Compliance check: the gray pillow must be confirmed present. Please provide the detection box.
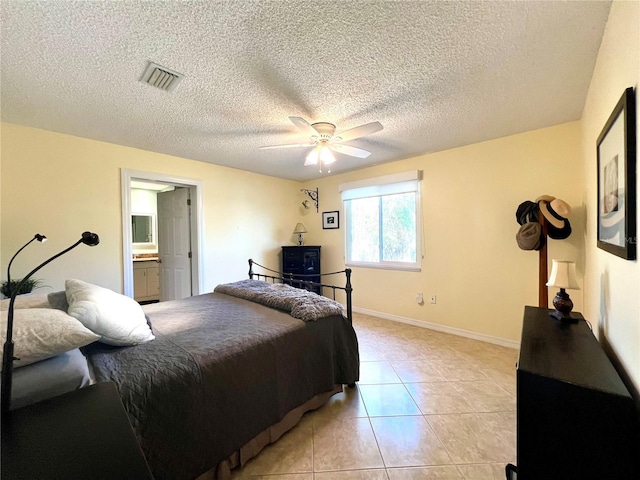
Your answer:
[47,290,69,312]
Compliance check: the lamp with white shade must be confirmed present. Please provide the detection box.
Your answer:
[546,259,580,322]
[293,223,308,246]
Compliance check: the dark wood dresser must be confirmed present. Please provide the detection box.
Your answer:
[282,246,321,294]
[516,306,639,479]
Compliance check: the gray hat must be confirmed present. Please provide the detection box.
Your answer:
[516,222,545,251]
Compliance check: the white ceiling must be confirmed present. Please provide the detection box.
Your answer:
[1,1,611,182]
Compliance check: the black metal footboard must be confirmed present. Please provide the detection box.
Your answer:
[247,259,353,325]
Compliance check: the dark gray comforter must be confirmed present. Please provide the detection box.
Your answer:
[86,292,359,480]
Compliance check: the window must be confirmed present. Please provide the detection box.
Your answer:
[340,171,421,271]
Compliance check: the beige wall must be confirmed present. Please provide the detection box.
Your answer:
[2,120,584,346]
[581,0,640,392]
[302,122,583,344]
[1,123,300,295]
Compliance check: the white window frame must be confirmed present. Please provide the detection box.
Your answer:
[340,171,422,271]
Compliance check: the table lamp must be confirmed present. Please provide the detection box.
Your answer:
[293,223,308,246]
[546,259,580,322]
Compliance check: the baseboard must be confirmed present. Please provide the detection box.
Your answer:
[352,306,520,350]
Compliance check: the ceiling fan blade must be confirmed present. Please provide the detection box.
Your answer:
[259,143,315,150]
[329,144,372,159]
[333,121,383,142]
[289,116,319,136]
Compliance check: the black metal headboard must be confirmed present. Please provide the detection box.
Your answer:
[248,259,353,324]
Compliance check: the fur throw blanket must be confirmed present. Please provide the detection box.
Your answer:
[214,279,345,322]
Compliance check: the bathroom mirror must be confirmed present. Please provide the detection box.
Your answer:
[132,214,155,245]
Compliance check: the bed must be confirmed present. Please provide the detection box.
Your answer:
[81,260,359,480]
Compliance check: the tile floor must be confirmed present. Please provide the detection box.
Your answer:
[231,313,518,480]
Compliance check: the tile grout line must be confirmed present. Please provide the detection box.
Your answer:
[359,385,391,476]
[311,409,315,480]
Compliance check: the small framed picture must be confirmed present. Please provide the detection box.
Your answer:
[322,211,340,229]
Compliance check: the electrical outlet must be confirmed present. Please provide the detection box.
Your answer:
[416,293,424,304]
[429,294,437,304]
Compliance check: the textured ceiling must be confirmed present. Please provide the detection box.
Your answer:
[1,1,611,182]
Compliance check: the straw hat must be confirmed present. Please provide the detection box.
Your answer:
[536,195,572,240]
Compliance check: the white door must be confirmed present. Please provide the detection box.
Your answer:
[157,187,192,301]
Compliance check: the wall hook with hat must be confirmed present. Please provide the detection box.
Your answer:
[515,195,572,308]
[515,200,545,251]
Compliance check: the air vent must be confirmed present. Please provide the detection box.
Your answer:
[141,62,184,92]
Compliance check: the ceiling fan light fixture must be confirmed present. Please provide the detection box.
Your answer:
[319,145,335,164]
[305,148,319,166]
[261,116,383,171]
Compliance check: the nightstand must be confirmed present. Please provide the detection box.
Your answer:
[1,382,153,479]
[282,245,321,294]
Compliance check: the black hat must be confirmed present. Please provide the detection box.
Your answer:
[516,201,540,226]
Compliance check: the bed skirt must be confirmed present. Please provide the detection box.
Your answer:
[197,385,343,480]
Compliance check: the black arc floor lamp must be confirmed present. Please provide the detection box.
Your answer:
[1,231,99,415]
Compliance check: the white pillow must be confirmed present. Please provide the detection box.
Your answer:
[65,279,155,346]
[0,308,100,367]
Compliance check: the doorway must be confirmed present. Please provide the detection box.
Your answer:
[121,169,203,300]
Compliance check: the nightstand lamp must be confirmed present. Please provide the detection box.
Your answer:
[293,223,308,246]
[546,259,580,322]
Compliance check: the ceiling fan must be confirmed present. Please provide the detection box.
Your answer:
[260,117,383,170]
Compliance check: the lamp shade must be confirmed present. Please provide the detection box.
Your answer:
[319,145,336,165]
[546,260,580,290]
[293,223,308,234]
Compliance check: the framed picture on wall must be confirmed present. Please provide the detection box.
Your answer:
[322,211,339,229]
[596,87,636,260]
